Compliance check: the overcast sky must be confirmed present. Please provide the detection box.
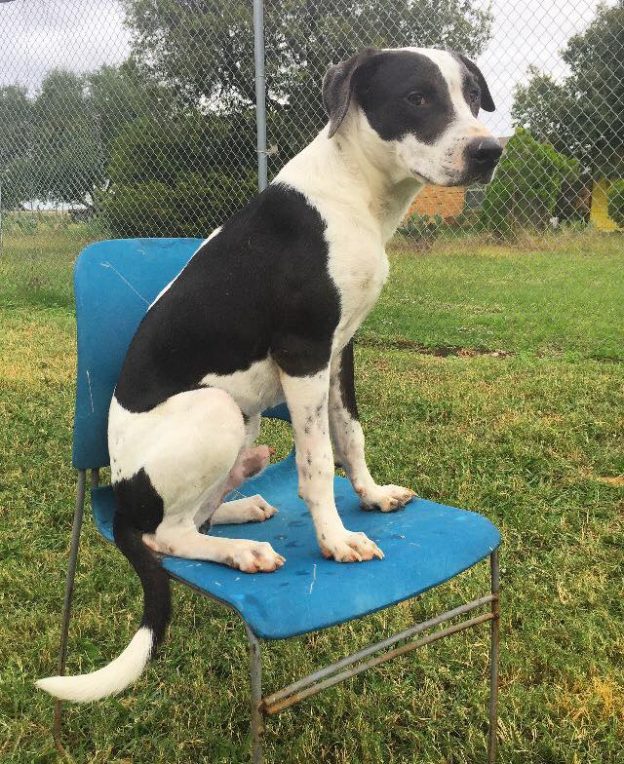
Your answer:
[0,0,608,135]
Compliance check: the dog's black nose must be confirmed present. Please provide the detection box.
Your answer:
[466,138,503,168]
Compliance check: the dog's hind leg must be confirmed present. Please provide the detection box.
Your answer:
[37,388,283,703]
[198,443,278,526]
[205,412,279,525]
[144,520,285,572]
[124,388,283,570]
[244,412,261,446]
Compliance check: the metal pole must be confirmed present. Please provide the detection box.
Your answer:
[252,0,268,192]
[53,469,87,752]
[488,550,500,763]
[245,623,264,764]
[0,178,3,256]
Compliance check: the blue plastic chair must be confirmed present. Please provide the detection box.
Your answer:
[53,238,502,762]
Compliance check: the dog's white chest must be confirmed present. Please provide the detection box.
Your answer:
[329,238,389,347]
[275,144,392,347]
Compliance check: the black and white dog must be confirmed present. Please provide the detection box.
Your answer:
[38,47,501,702]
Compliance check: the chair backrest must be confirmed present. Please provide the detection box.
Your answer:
[73,238,290,470]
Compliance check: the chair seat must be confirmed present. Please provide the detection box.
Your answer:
[91,452,500,640]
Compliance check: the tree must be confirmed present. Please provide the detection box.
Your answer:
[100,113,257,236]
[607,180,624,227]
[0,64,171,210]
[0,86,31,166]
[512,1,624,176]
[0,86,33,209]
[481,128,581,235]
[122,0,494,163]
[88,60,169,157]
[31,70,105,206]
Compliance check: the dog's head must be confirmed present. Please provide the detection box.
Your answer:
[323,47,502,186]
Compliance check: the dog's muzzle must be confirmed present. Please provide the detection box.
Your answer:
[465,138,503,183]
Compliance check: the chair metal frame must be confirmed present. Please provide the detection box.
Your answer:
[53,467,500,763]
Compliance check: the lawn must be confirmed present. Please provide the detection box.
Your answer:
[1,224,623,763]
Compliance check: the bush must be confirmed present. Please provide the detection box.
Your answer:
[102,172,257,238]
[481,128,581,235]
[607,180,624,228]
[99,113,257,237]
[555,172,592,224]
[398,213,447,242]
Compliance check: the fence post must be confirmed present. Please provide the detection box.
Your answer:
[253,0,268,192]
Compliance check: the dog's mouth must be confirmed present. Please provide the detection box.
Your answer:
[411,169,467,188]
[410,168,449,186]
[412,164,496,188]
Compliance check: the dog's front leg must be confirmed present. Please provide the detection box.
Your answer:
[329,341,416,512]
[279,366,383,562]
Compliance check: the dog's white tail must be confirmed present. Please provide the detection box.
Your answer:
[36,626,154,703]
[37,501,172,703]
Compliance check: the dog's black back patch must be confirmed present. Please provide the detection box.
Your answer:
[354,51,455,144]
[114,183,341,413]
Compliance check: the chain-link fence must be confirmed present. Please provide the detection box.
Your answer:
[1,0,623,252]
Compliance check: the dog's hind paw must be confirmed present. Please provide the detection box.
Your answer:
[212,495,278,525]
[358,484,417,513]
[227,540,285,573]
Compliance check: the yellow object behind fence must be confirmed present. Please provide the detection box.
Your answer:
[590,179,621,232]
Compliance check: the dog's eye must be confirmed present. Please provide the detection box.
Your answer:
[406,92,427,106]
[469,89,480,103]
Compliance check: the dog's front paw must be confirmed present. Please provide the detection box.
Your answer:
[228,540,285,573]
[319,530,384,562]
[358,484,417,512]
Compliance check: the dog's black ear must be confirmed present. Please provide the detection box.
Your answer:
[322,48,379,137]
[458,54,496,112]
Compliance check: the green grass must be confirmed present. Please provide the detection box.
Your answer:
[1,226,623,763]
[364,234,624,362]
[0,219,98,310]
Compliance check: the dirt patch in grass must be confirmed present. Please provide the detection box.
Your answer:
[359,334,513,358]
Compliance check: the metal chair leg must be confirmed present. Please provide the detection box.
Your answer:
[488,550,500,763]
[53,469,87,751]
[245,624,264,764]
[90,469,100,489]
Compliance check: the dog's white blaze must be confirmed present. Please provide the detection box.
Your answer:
[35,627,153,703]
